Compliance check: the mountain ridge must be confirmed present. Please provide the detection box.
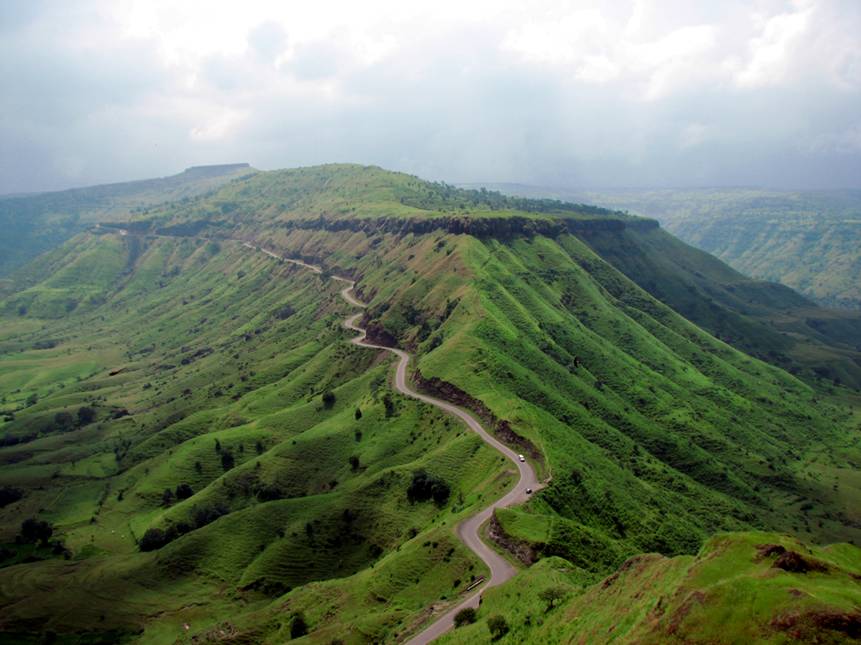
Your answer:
[0,164,859,643]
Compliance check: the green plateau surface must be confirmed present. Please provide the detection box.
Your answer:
[0,165,859,643]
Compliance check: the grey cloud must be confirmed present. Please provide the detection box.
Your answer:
[1,1,860,194]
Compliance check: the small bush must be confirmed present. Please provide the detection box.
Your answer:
[407,470,450,505]
[19,518,53,545]
[139,528,167,552]
[273,304,295,320]
[322,391,336,409]
[454,607,477,627]
[0,486,23,509]
[175,483,194,500]
[77,406,96,425]
[487,615,509,640]
[290,612,308,638]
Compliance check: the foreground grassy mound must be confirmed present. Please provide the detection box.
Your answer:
[437,531,861,644]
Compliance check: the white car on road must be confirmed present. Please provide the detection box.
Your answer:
[518,454,526,462]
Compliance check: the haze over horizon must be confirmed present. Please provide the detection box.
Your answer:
[3,0,860,194]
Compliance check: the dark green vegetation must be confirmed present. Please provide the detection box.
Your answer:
[0,163,254,279]
[487,185,861,311]
[1,164,859,643]
[475,184,861,389]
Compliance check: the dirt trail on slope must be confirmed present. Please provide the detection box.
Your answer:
[250,244,543,644]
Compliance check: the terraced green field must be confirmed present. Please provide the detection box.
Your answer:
[1,165,859,643]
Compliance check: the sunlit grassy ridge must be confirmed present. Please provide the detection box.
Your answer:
[437,531,861,644]
[0,165,859,643]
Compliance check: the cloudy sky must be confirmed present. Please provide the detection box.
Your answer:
[2,0,860,193]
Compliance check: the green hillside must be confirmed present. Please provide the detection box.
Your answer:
[0,163,255,278]
[438,532,861,644]
[0,165,859,643]
[488,185,861,311]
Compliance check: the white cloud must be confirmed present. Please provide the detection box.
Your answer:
[1,0,860,192]
[734,4,812,88]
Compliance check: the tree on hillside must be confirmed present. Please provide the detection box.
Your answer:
[349,455,360,471]
[538,586,568,612]
[322,390,336,409]
[221,451,235,471]
[290,612,308,638]
[161,489,174,507]
[354,407,362,420]
[406,470,450,505]
[383,394,395,417]
[77,406,96,425]
[175,483,193,500]
[454,607,477,627]
[0,487,23,508]
[139,528,167,552]
[487,615,509,640]
[19,518,53,546]
[54,411,74,431]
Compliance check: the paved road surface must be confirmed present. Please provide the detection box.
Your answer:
[251,245,543,644]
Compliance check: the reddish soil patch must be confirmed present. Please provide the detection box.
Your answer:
[771,609,861,640]
[772,551,827,574]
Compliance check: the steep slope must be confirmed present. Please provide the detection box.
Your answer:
[1,165,859,644]
[579,224,861,389]
[483,184,861,310]
[0,163,255,278]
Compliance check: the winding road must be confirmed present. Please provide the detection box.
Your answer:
[248,243,542,644]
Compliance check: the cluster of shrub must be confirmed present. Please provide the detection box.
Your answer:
[406,470,450,505]
[161,483,194,507]
[0,517,70,565]
[52,406,97,431]
[139,502,229,551]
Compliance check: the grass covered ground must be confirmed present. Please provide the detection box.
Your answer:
[0,232,511,642]
[436,531,861,644]
[1,165,859,643]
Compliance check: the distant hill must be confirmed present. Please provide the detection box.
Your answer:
[0,163,255,276]
[476,184,861,310]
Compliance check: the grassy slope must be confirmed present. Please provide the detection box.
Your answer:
[0,233,511,643]
[437,531,861,644]
[238,220,860,640]
[501,186,861,310]
[1,165,859,643]
[580,225,861,389]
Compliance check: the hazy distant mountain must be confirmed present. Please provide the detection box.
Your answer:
[0,163,255,277]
